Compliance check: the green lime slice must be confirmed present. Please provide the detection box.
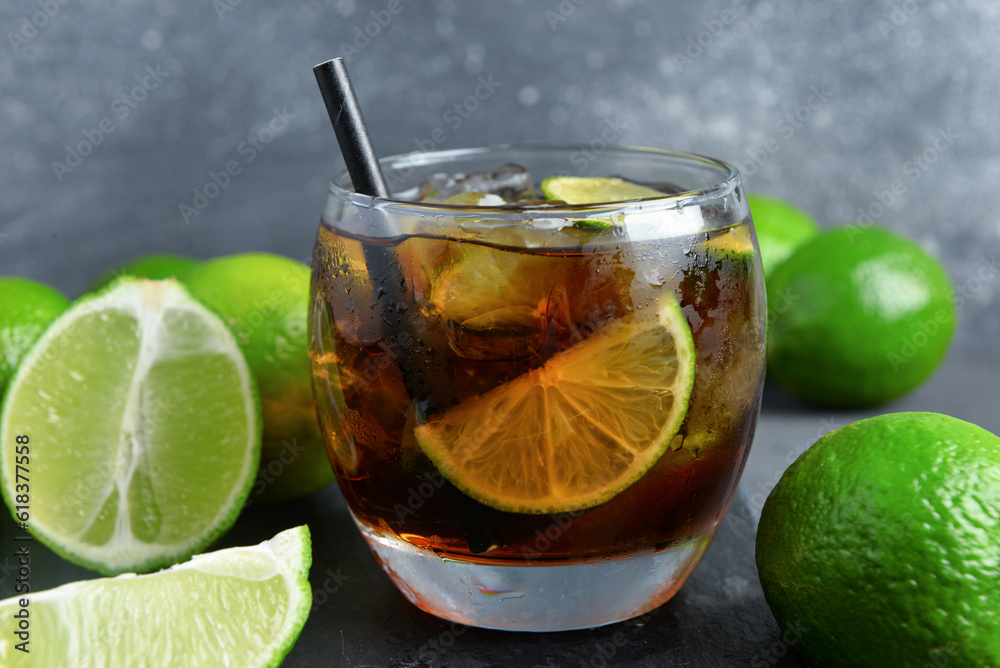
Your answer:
[0,526,311,666]
[540,176,667,231]
[422,191,506,205]
[699,225,757,266]
[540,176,665,205]
[0,277,261,574]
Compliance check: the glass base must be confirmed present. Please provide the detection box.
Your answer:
[356,519,714,632]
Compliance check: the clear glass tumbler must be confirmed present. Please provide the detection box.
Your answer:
[309,145,766,631]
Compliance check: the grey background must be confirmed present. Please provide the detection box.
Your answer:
[1,0,998,358]
[2,1,1000,666]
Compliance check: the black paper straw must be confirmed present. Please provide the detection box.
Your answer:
[312,57,495,554]
[312,57,431,404]
[313,58,390,200]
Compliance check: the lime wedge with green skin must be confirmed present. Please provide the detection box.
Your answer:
[88,253,201,292]
[0,278,261,574]
[540,176,667,231]
[0,525,312,667]
[700,224,757,266]
[541,176,665,204]
[0,277,70,398]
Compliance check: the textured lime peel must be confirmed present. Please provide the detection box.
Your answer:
[0,526,312,667]
[0,278,261,574]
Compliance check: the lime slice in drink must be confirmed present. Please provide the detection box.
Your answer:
[414,295,696,514]
[540,176,667,231]
[540,176,665,204]
[0,526,311,666]
[702,224,755,259]
[0,278,260,574]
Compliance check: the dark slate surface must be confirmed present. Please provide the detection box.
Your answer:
[2,354,997,666]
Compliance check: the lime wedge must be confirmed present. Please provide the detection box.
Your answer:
[540,176,667,231]
[414,295,696,514]
[540,176,665,204]
[0,526,311,667]
[0,278,261,574]
[700,224,756,264]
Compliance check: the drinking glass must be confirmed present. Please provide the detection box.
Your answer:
[309,145,766,631]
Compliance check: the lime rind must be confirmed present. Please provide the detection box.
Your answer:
[0,526,312,667]
[0,277,261,575]
[700,224,757,264]
[414,294,696,515]
[540,176,665,204]
[541,176,667,232]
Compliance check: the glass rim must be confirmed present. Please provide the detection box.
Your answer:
[327,144,742,217]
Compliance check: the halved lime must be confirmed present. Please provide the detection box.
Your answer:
[0,525,312,667]
[414,295,696,514]
[0,278,261,574]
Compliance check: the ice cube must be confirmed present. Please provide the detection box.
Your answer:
[418,164,537,202]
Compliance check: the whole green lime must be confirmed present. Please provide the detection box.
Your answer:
[183,253,334,503]
[766,226,955,408]
[89,253,200,291]
[0,277,71,396]
[747,193,821,278]
[756,412,1000,667]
